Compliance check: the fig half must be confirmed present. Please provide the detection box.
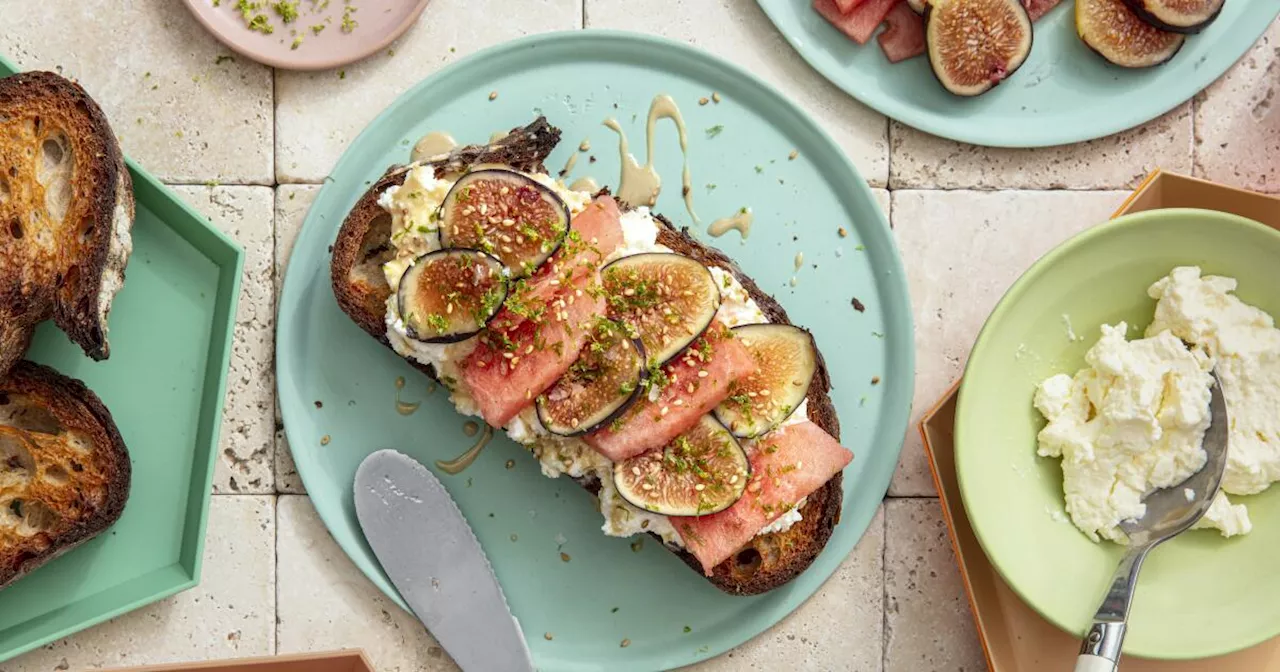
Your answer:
[397,249,508,343]
[1077,0,1185,67]
[536,319,646,436]
[601,253,721,366]
[908,0,926,13]
[925,0,1033,97]
[613,414,750,517]
[713,325,817,438]
[438,169,570,278]
[1122,0,1224,33]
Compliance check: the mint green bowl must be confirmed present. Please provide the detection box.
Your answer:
[955,208,1280,659]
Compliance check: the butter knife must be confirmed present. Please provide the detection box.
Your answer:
[354,449,535,672]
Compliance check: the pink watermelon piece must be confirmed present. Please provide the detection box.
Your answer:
[584,323,757,462]
[814,0,901,45]
[459,197,623,427]
[520,195,624,309]
[1023,0,1062,21]
[878,2,926,63]
[675,421,854,575]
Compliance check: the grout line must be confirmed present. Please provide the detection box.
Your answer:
[881,501,890,672]
[581,0,588,29]
[273,494,281,656]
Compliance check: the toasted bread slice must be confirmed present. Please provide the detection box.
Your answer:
[328,123,843,595]
[0,71,135,379]
[0,360,131,589]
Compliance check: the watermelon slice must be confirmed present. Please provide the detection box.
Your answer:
[458,196,623,427]
[585,322,757,462]
[878,3,926,63]
[520,195,623,309]
[814,0,901,45]
[675,421,854,575]
[1023,0,1063,21]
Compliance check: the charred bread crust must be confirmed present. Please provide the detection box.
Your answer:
[327,125,846,595]
[0,360,131,590]
[330,118,561,344]
[0,72,134,377]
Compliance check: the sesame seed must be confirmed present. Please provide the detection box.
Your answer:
[621,639,631,648]
[545,633,554,640]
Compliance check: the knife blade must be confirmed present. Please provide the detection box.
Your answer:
[354,449,534,672]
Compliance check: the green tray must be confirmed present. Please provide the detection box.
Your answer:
[278,30,914,671]
[0,57,243,663]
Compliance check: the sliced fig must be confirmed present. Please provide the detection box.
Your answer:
[713,325,818,438]
[614,415,751,517]
[1122,0,1223,33]
[536,319,646,436]
[601,253,721,366]
[397,249,508,343]
[438,169,570,278]
[925,0,1033,97]
[1077,0,1185,67]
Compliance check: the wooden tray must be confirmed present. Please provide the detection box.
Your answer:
[101,651,375,672]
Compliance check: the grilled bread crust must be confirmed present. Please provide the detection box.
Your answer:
[0,71,135,378]
[0,360,131,590]
[328,120,845,595]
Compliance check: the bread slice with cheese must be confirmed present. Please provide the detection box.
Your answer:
[328,119,849,595]
[0,71,135,379]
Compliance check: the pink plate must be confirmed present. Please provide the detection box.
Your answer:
[183,0,429,71]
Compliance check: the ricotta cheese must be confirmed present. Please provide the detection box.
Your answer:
[1147,266,1280,497]
[1033,322,1247,542]
[379,180,807,547]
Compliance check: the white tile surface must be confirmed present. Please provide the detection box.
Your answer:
[274,0,582,183]
[884,498,984,672]
[275,496,459,671]
[0,496,276,670]
[174,186,277,494]
[0,1,273,184]
[1194,22,1280,193]
[890,104,1193,191]
[888,190,1129,496]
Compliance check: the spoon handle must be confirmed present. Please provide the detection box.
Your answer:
[1077,545,1150,668]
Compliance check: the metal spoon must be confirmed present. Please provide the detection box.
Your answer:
[1074,371,1231,672]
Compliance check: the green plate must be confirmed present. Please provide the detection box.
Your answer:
[0,58,243,662]
[277,30,913,671]
[956,209,1280,659]
[756,0,1280,148]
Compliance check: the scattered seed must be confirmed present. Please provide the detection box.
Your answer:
[871,376,881,385]
[838,227,848,237]
[698,96,709,105]
[631,539,644,552]
[560,552,571,562]
[788,150,799,160]
[712,91,722,103]
[488,90,498,100]
[510,533,518,542]
[545,633,554,641]
[851,297,866,312]
[320,435,331,445]
[505,459,516,469]
[621,639,631,648]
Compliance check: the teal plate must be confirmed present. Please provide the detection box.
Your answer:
[278,30,913,671]
[757,0,1280,147]
[0,60,243,661]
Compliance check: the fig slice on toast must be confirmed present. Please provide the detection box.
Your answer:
[925,0,1033,96]
[397,249,508,343]
[601,253,721,366]
[536,319,646,436]
[713,325,817,438]
[438,169,569,278]
[1122,0,1224,33]
[1077,0,1184,67]
[614,414,750,517]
